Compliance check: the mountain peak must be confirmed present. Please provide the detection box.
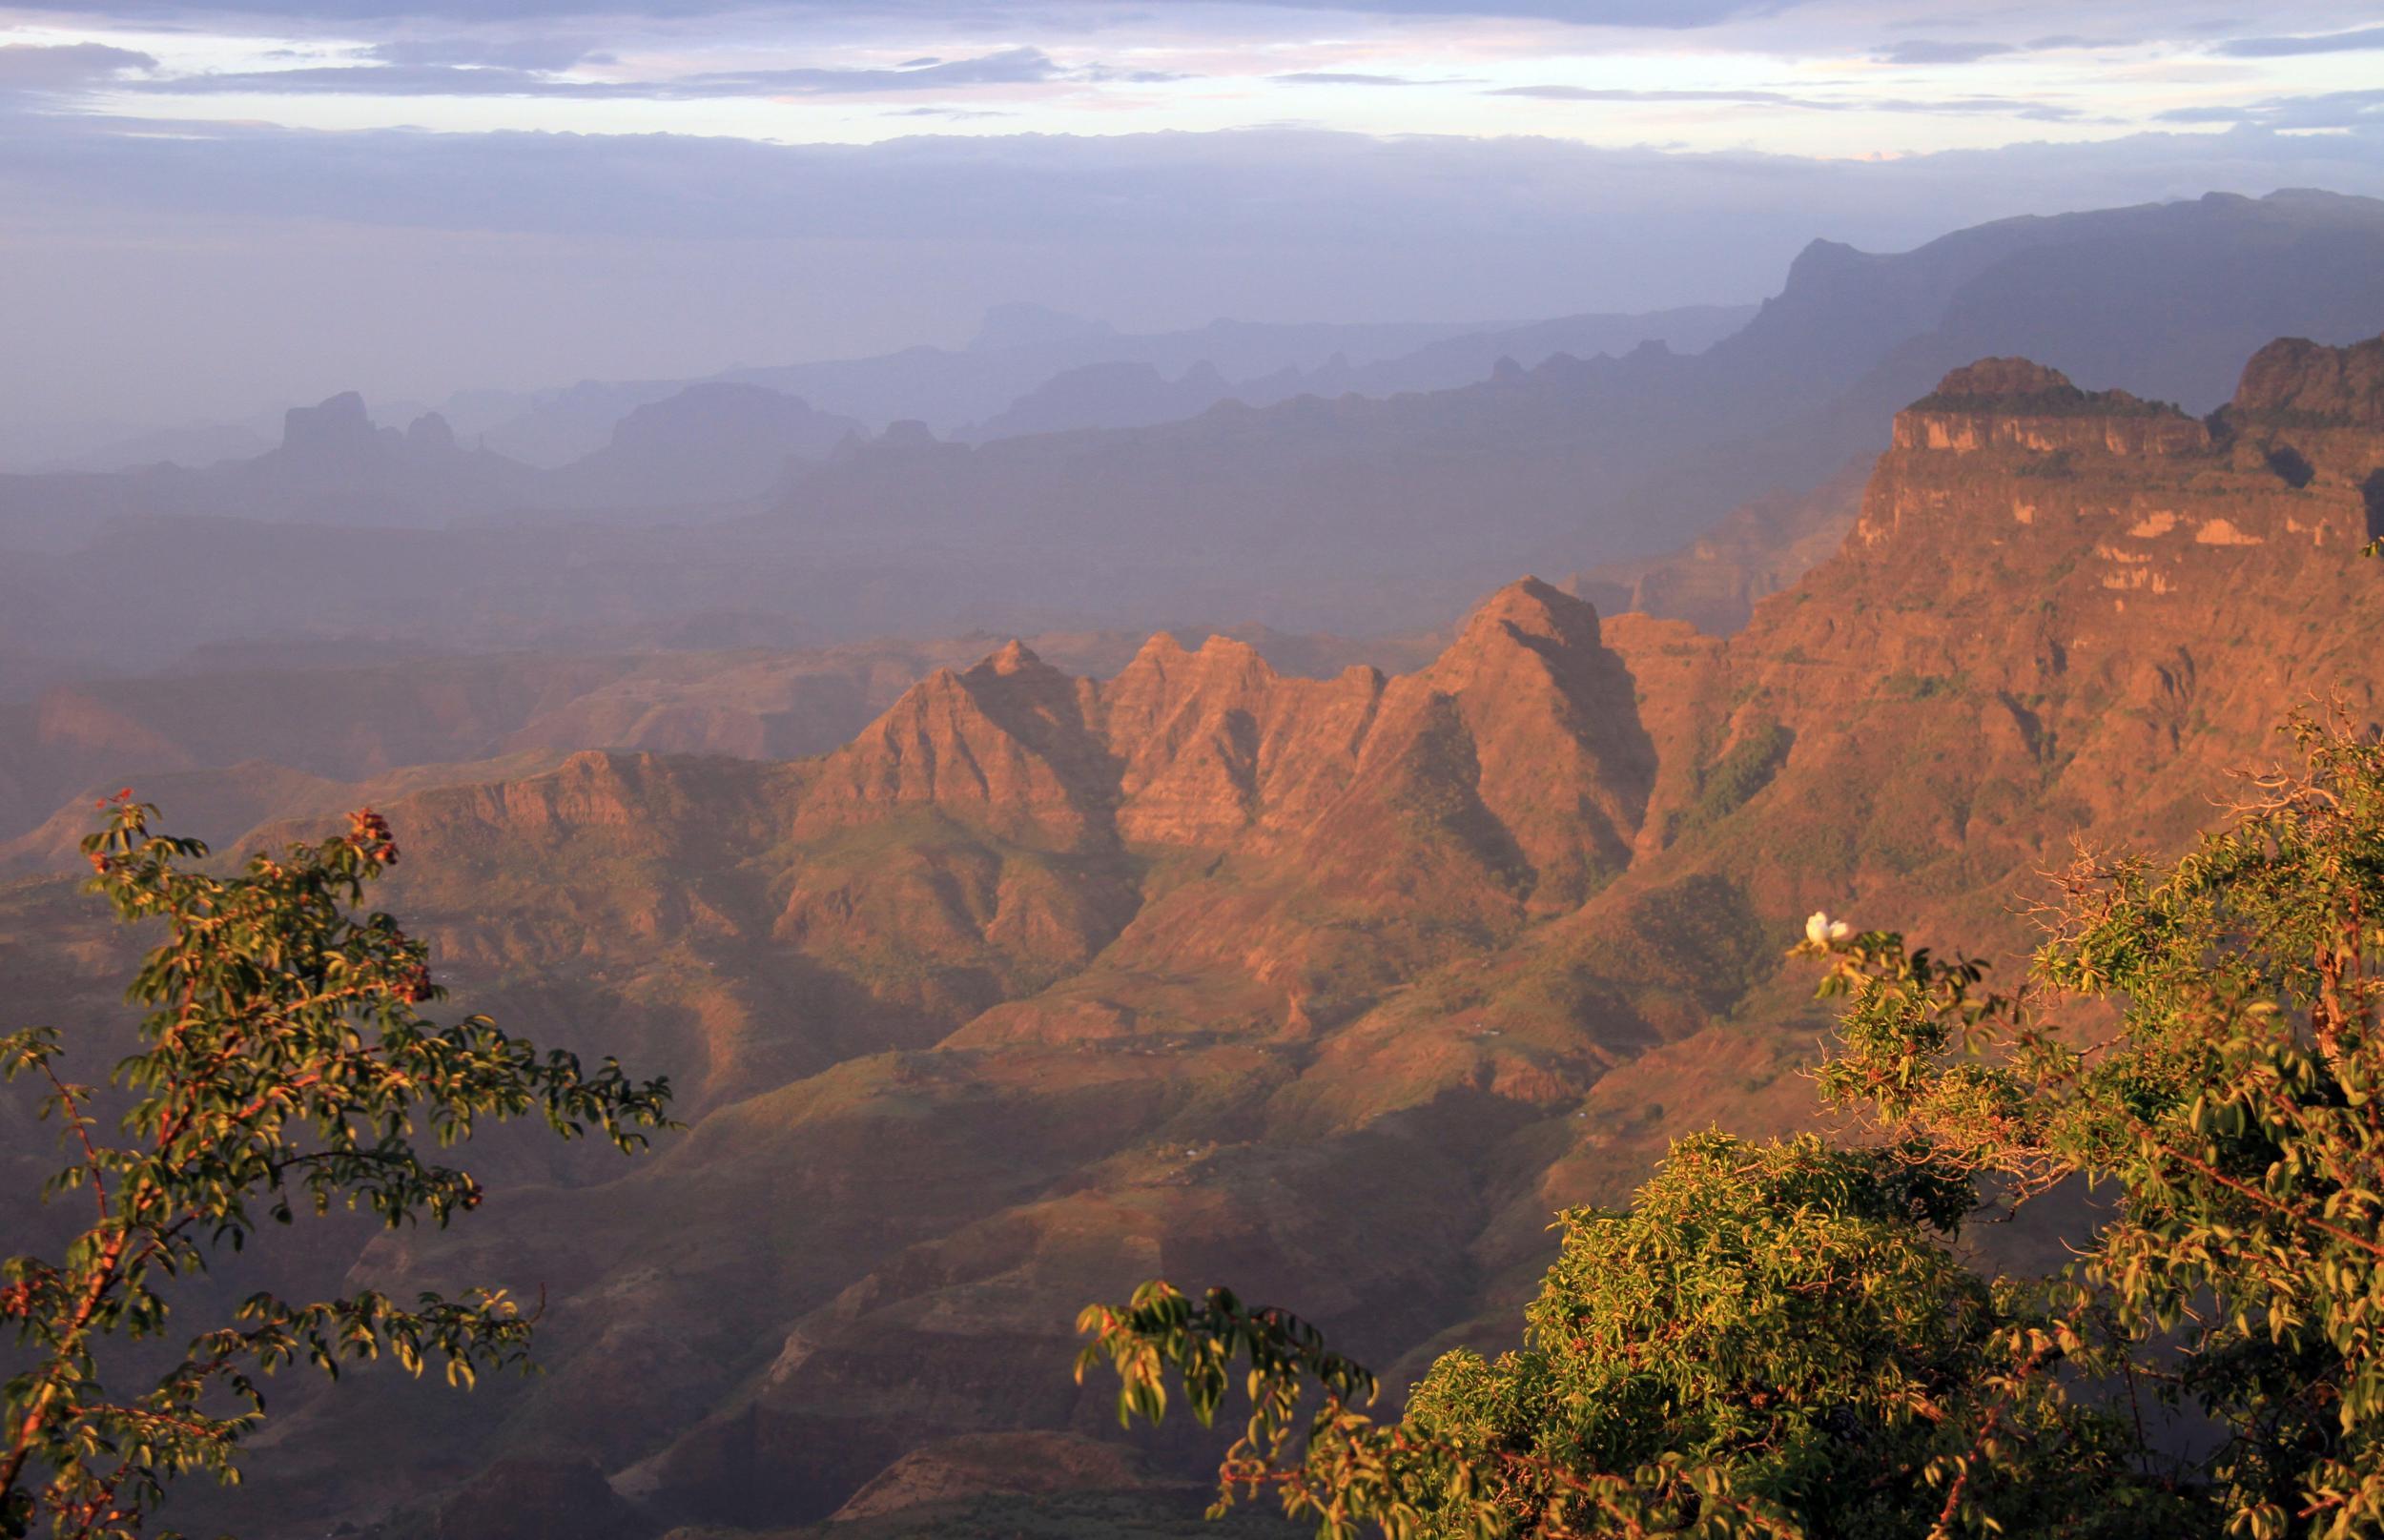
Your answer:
[1098,631,1277,738]
[1128,632,1190,666]
[1928,358,2076,400]
[406,412,458,454]
[980,639,1044,677]
[1907,358,2189,426]
[1780,236,1870,289]
[1351,577,1653,914]
[801,642,1112,852]
[2228,334,2384,429]
[1449,577,1603,659]
[1193,633,1265,666]
[280,391,379,455]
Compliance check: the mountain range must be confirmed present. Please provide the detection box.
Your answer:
[0,377,883,543]
[460,300,1758,463]
[2,191,2376,684]
[5,324,2380,1539]
[0,626,1445,854]
[750,189,2384,631]
[13,300,1747,481]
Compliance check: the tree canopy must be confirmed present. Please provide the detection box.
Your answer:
[2,798,674,1540]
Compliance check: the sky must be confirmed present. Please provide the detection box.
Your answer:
[2,0,2382,430]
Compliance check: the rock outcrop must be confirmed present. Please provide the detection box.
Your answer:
[2227,333,2384,428]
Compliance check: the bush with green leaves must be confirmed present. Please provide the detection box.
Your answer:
[1814,709,2384,1538]
[1077,1138,2158,1540]
[1400,1131,2175,1540]
[1078,710,2384,1538]
[1,798,674,1540]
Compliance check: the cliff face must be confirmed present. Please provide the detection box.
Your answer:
[2227,333,2384,429]
[1590,344,2384,957]
[14,334,2384,1540]
[1773,344,2374,743]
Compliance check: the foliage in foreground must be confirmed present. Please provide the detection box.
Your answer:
[1,798,674,1540]
[1079,711,2384,1538]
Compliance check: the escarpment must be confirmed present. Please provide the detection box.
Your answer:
[1639,343,2384,934]
[1773,343,2383,692]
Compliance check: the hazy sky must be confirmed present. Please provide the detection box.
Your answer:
[3,0,2381,428]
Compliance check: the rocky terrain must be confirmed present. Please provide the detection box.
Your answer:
[0,627,1446,858]
[4,330,2382,1539]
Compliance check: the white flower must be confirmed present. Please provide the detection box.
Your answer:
[1806,912,1853,947]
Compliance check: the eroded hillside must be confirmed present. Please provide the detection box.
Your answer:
[4,333,2382,1540]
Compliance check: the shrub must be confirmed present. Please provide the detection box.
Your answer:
[1,799,673,1540]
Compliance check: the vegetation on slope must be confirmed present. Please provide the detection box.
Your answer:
[0,801,672,1540]
[1080,711,2384,1538]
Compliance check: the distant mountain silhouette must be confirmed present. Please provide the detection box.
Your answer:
[541,383,866,509]
[1221,303,1757,408]
[465,378,686,467]
[4,193,2380,670]
[0,380,865,544]
[460,303,1749,462]
[241,391,538,516]
[0,391,540,542]
[455,310,1497,465]
[967,359,1238,440]
[951,304,1759,443]
[743,190,2384,634]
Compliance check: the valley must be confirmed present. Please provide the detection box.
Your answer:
[15,0,2384,1526]
[7,327,2380,1538]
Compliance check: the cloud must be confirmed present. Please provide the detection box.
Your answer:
[362,36,608,70]
[1871,34,2128,65]
[699,47,1071,94]
[8,113,2374,257]
[1490,83,2084,118]
[0,41,157,92]
[1265,0,1772,15]
[1274,71,1465,86]
[885,104,1014,118]
[2213,26,2384,56]
[1876,40,2018,65]
[128,45,1078,98]
[1493,85,1798,102]
[129,61,587,94]
[2158,88,2384,129]
[0,0,1777,22]
[4,113,2378,427]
